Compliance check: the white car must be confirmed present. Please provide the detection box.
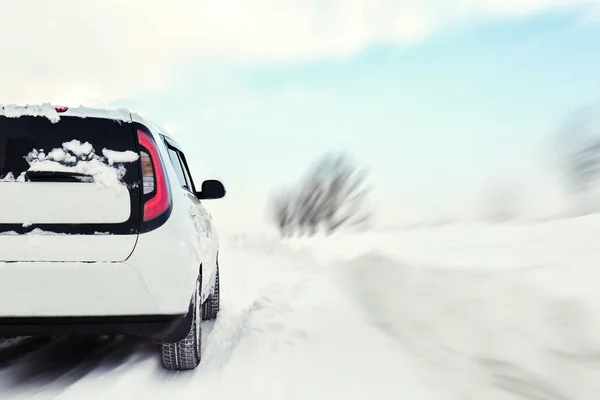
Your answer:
[0,105,225,371]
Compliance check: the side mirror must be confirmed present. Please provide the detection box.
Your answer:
[195,179,226,200]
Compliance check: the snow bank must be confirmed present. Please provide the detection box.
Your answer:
[285,215,600,270]
[276,217,600,400]
[333,254,600,400]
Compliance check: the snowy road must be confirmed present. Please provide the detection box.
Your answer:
[0,236,455,400]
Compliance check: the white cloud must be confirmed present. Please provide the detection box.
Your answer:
[0,0,598,104]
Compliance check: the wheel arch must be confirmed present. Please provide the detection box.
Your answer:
[160,263,201,343]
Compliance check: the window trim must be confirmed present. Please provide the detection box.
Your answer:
[166,146,190,190]
[177,151,193,191]
[176,150,196,193]
[161,135,197,194]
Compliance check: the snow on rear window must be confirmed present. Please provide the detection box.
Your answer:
[0,172,26,182]
[102,149,139,165]
[21,140,139,188]
[62,140,94,157]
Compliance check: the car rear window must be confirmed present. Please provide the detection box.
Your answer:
[0,115,142,235]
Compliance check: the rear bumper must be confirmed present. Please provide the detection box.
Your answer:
[0,261,193,319]
[0,314,185,338]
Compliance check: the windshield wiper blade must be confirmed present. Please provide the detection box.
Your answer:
[24,170,92,182]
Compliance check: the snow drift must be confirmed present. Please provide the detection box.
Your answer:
[280,216,600,400]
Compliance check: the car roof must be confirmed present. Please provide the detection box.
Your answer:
[0,103,176,139]
[0,104,186,151]
[0,104,133,123]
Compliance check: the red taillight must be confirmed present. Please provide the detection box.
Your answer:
[137,129,170,222]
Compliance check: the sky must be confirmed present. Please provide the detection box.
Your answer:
[1,0,600,231]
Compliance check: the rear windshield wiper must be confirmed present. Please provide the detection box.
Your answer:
[24,170,93,183]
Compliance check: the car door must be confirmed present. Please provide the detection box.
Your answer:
[177,149,219,294]
[162,136,217,297]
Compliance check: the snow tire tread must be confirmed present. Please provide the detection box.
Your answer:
[161,282,201,371]
[202,264,220,321]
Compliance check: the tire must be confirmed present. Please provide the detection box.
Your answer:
[202,263,220,321]
[161,280,201,370]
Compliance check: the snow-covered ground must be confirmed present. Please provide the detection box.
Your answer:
[281,216,600,400]
[0,231,457,400]
[1,216,598,399]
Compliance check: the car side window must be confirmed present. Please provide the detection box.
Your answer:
[167,147,190,190]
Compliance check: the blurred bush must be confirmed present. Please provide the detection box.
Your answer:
[270,152,372,237]
[558,103,600,216]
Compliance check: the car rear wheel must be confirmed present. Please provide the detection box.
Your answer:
[160,279,201,370]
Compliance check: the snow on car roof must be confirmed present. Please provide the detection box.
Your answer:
[0,104,132,123]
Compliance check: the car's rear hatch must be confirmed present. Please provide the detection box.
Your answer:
[0,112,142,262]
